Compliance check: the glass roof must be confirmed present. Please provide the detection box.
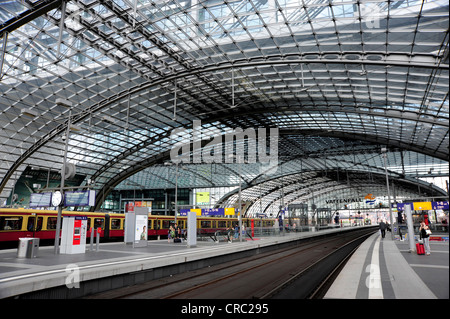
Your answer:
[0,0,448,214]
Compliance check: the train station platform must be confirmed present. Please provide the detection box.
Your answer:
[0,226,367,299]
[324,232,449,299]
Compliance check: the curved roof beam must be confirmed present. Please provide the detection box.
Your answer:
[1,56,447,197]
[267,176,448,218]
[0,0,62,36]
[237,171,447,217]
[206,106,449,129]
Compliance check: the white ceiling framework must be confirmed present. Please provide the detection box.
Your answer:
[0,0,448,214]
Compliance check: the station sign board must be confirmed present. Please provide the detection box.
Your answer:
[64,190,96,207]
[395,201,449,211]
[180,207,235,216]
[29,192,52,207]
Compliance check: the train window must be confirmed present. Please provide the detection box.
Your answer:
[201,221,211,228]
[0,216,23,231]
[27,217,43,232]
[178,220,185,229]
[162,220,173,229]
[111,219,121,230]
[154,220,160,230]
[47,217,58,230]
[94,218,104,230]
[147,219,152,230]
[217,221,227,228]
[87,218,92,231]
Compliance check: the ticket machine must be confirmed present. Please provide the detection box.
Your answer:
[61,216,87,254]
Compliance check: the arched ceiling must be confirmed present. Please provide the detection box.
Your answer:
[0,0,448,211]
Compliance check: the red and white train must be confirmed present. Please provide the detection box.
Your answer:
[0,208,275,247]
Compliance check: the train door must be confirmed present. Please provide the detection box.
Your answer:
[26,214,43,238]
[93,218,105,238]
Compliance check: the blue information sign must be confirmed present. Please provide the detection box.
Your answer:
[180,208,225,216]
[202,208,224,216]
[394,201,448,211]
[29,192,52,207]
[64,190,95,207]
[432,201,449,210]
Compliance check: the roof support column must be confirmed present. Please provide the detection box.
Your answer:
[56,0,67,59]
[0,31,8,78]
[381,148,395,240]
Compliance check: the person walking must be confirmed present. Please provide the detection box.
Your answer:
[379,219,387,239]
[234,224,239,240]
[419,220,432,255]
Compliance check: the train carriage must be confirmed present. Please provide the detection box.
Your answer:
[0,209,111,246]
[0,208,275,247]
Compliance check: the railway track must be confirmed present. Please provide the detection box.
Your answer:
[85,227,376,299]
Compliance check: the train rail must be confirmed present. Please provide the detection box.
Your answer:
[85,227,377,299]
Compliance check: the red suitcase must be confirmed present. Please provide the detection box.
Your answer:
[416,243,425,255]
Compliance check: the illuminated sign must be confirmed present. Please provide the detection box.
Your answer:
[64,190,96,207]
[196,192,210,205]
[29,192,52,207]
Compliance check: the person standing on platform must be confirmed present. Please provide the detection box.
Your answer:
[419,220,431,255]
[168,225,174,242]
[379,219,387,239]
[174,223,181,239]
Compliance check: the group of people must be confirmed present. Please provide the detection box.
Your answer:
[167,223,183,242]
[379,218,432,255]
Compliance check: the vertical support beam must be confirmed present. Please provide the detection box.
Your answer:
[301,63,304,87]
[382,148,395,240]
[175,162,178,225]
[238,157,242,242]
[187,210,197,248]
[173,79,177,120]
[405,205,416,253]
[133,0,138,29]
[56,1,67,59]
[54,110,71,254]
[232,68,235,107]
[0,31,8,78]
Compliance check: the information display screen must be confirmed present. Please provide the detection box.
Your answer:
[64,190,96,207]
[29,192,52,207]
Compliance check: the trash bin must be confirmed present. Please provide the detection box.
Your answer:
[17,238,39,258]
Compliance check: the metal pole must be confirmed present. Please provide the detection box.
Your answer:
[96,229,100,251]
[54,111,71,254]
[239,159,242,242]
[90,227,94,250]
[173,79,177,120]
[56,1,67,59]
[382,149,395,240]
[0,32,8,78]
[281,165,285,236]
[175,162,178,225]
